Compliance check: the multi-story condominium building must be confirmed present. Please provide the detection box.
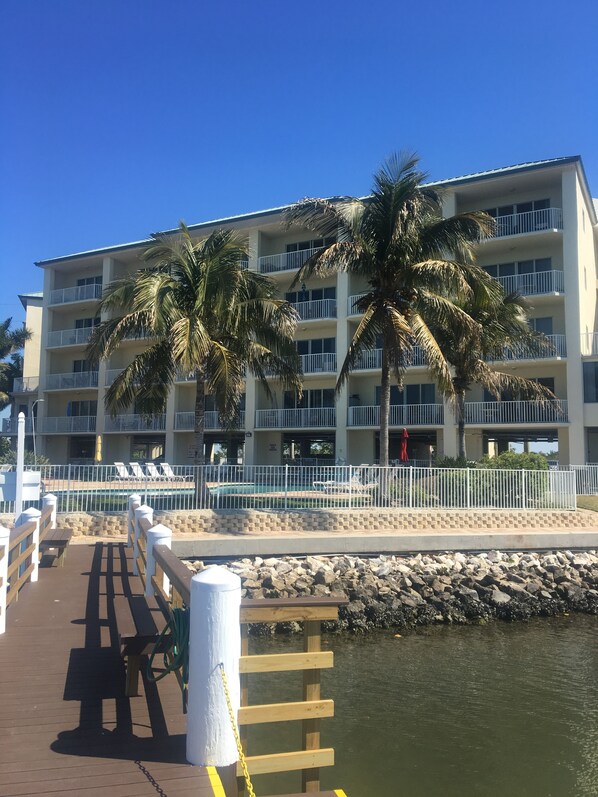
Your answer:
[4,156,598,466]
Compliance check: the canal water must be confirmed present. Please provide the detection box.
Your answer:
[245,615,597,797]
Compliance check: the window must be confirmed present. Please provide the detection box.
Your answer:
[530,317,553,335]
[297,338,336,354]
[285,237,335,254]
[484,199,550,217]
[483,258,552,279]
[376,383,435,405]
[73,359,92,373]
[75,317,100,329]
[584,363,598,403]
[77,275,103,287]
[284,389,334,409]
[285,286,336,303]
[67,400,97,417]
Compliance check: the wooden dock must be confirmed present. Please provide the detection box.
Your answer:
[0,542,217,796]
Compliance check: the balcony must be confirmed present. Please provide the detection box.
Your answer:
[175,411,246,430]
[581,333,598,357]
[487,334,566,362]
[258,247,322,275]
[255,407,335,429]
[496,270,564,296]
[104,414,166,433]
[301,352,337,374]
[47,327,94,348]
[46,371,99,390]
[353,347,427,370]
[490,208,563,238]
[347,293,367,315]
[12,376,39,393]
[2,417,34,435]
[464,400,568,425]
[292,299,337,321]
[40,416,97,434]
[348,404,444,427]
[50,283,103,305]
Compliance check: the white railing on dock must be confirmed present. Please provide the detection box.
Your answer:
[348,404,444,426]
[464,400,568,424]
[2,463,576,515]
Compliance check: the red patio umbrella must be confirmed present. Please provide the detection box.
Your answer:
[400,428,409,462]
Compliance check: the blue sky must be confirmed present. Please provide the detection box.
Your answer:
[1,0,597,327]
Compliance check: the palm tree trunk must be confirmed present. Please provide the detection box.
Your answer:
[193,372,206,466]
[379,345,391,467]
[456,389,466,460]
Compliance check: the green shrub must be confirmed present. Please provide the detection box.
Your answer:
[476,451,548,471]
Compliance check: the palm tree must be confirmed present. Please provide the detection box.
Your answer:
[87,223,301,470]
[0,319,31,410]
[285,152,495,466]
[431,281,555,459]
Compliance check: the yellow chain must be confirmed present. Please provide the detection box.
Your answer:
[219,663,256,797]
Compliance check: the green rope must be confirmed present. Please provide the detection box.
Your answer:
[146,607,190,711]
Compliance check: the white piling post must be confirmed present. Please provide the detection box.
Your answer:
[186,566,241,767]
[128,493,142,548]
[133,504,153,576]
[145,523,172,598]
[42,493,58,529]
[0,526,9,634]
[17,507,41,583]
[15,412,25,521]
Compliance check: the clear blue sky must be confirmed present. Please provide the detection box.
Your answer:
[2,0,597,327]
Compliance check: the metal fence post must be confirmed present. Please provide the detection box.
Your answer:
[522,469,527,510]
[348,465,352,510]
[65,463,72,514]
[284,463,288,511]
[408,466,413,509]
[466,467,471,509]
[145,523,172,599]
[18,507,41,583]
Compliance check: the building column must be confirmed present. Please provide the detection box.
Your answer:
[243,379,257,465]
[335,273,349,461]
[441,398,458,458]
[164,386,176,463]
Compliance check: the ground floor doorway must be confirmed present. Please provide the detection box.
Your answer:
[69,436,96,465]
[282,433,336,465]
[131,435,166,464]
[374,431,437,464]
[483,430,558,464]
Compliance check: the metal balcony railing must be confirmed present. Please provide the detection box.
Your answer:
[12,376,39,393]
[486,334,566,362]
[1,417,34,435]
[258,247,322,274]
[174,411,246,430]
[40,416,97,434]
[45,371,99,390]
[347,293,367,315]
[496,270,564,296]
[104,414,167,432]
[353,347,427,370]
[581,332,598,357]
[464,400,568,424]
[47,327,94,348]
[255,407,335,428]
[50,283,103,304]
[292,299,337,320]
[300,352,337,373]
[348,404,444,427]
[491,208,563,238]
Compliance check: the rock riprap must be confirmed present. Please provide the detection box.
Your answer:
[183,550,598,631]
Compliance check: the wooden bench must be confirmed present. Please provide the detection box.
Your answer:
[114,593,167,697]
[39,528,73,567]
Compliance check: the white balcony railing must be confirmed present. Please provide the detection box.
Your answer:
[487,334,566,362]
[292,299,337,320]
[175,411,246,430]
[255,407,335,428]
[47,326,94,348]
[347,293,367,315]
[12,376,39,393]
[348,404,444,427]
[301,352,337,373]
[45,371,99,390]
[491,208,563,238]
[104,369,121,386]
[1,417,34,435]
[40,416,97,434]
[464,400,568,425]
[496,270,564,296]
[581,332,598,357]
[50,283,103,305]
[104,414,167,432]
[258,247,322,274]
[353,347,427,370]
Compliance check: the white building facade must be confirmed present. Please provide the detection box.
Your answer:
[5,156,598,467]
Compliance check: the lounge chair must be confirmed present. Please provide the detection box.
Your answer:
[313,474,364,493]
[161,462,192,481]
[129,462,148,480]
[114,462,134,480]
[145,462,167,480]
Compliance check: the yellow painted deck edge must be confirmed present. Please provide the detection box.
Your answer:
[206,766,227,797]
[335,790,349,796]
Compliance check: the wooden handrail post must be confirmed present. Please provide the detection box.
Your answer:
[42,493,58,529]
[0,526,9,634]
[133,504,152,576]
[128,493,142,548]
[145,523,172,599]
[187,566,241,786]
[18,508,41,584]
[302,619,322,792]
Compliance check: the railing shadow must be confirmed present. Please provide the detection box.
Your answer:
[51,542,186,763]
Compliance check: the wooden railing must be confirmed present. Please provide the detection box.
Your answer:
[130,499,346,794]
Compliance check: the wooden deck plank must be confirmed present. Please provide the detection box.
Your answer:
[0,543,215,797]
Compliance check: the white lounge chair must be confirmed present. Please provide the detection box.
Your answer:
[145,462,166,480]
[313,474,364,493]
[114,462,134,480]
[129,462,147,480]
[161,462,192,481]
